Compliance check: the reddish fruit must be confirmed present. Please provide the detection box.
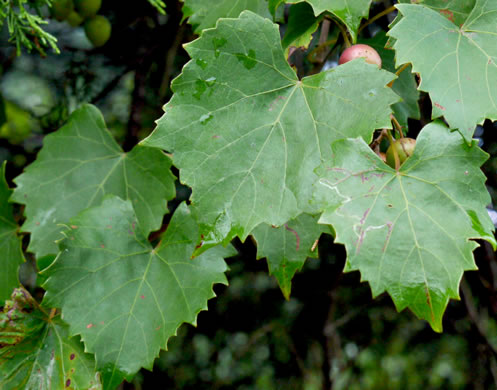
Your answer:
[338,44,382,68]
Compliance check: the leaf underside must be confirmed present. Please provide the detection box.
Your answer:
[142,11,398,245]
[389,2,497,142]
[313,121,495,331]
[11,104,176,258]
[42,197,235,389]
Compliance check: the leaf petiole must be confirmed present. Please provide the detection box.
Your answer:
[385,129,400,170]
[358,5,397,34]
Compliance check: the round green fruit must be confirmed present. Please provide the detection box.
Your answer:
[84,15,111,47]
[338,44,382,68]
[51,0,74,21]
[67,11,84,26]
[386,138,416,168]
[74,0,102,18]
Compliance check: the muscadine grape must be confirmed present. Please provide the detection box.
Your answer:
[74,0,102,18]
[338,44,382,68]
[386,138,416,168]
[51,0,74,21]
[84,15,111,47]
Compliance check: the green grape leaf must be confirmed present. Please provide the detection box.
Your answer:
[401,0,475,26]
[42,197,235,389]
[141,11,399,245]
[0,289,101,390]
[388,2,497,142]
[0,162,24,306]
[386,0,476,49]
[252,213,329,299]
[181,0,272,33]
[313,121,495,332]
[282,2,322,53]
[11,104,176,258]
[271,0,373,42]
[360,31,420,128]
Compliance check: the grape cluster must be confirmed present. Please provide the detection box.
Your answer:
[51,0,111,47]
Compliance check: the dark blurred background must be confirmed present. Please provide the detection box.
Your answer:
[1,0,497,388]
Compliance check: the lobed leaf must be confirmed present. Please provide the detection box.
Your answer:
[313,121,495,331]
[142,11,399,245]
[386,0,476,49]
[42,197,235,389]
[388,2,497,141]
[11,104,176,258]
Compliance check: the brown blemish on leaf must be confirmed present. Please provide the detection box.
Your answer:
[439,9,454,22]
[35,222,40,226]
[434,102,445,110]
[100,244,105,249]
[66,379,71,387]
[70,353,75,360]
[141,295,145,299]
[212,135,220,139]
[106,225,112,229]
[284,224,300,251]
[86,323,94,329]
[70,225,78,229]
[360,172,385,183]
